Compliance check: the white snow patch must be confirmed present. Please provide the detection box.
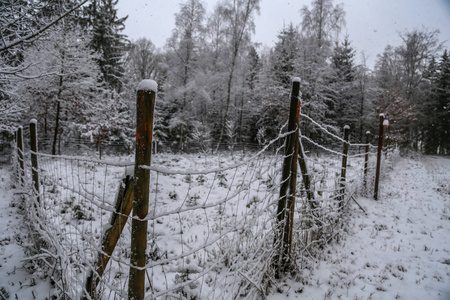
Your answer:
[137,79,157,92]
[29,119,37,125]
[383,119,389,126]
[292,77,301,83]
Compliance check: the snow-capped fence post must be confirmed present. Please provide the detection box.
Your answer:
[274,77,301,277]
[363,131,370,192]
[374,114,387,200]
[17,126,25,187]
[29,119,40,203]
[339,125,350,207]
[128,80,157,300]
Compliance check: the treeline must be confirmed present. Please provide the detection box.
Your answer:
[1,0,448,155]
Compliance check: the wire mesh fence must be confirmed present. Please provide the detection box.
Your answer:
[8,81,397,299]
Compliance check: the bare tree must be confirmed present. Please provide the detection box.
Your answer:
[215,0,260,151]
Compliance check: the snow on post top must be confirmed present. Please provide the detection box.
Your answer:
[292,77,301,83]
[30,119,37,125]
[344,125,350,130]
[366,131,371,134]
[137,79,157,92]
[383,120,389,126]
[379,113,385,118]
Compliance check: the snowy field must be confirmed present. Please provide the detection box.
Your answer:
[0,154,449,299]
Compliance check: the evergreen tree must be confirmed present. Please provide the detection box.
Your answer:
[423,50,450,153]
[84,0,128,92]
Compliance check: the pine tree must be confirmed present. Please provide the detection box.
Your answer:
[84,0,128,92]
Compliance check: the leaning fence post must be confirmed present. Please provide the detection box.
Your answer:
[17,126,25,187]
[29,119,40,203]
[274,77,301,277]
[128,80,157,300]
[363,131,370,192]
[374,114,387,200]
[339,125,350,207]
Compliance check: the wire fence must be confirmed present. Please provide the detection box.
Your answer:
[9,81,397,299]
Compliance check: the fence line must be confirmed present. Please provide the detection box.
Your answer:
[9,78,396,299]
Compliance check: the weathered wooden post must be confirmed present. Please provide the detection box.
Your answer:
[298,138,317,210]
[274,77,301,277]
[374,114,388,200]
[128,80,157,300]
[339,125,350,207]
[363,131,370,192]
[17,126,25,187]
[29,119,40,203]
[85,175,135,299]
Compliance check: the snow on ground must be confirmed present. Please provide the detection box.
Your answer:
[0,155,449,299]
[269,155,450,300]
[0,166,52,299]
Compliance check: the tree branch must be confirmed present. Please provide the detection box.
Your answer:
[0,0,89,53]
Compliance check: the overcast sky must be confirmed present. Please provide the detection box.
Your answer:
[116,0,450,69]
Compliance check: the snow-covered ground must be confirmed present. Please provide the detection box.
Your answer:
[0,166,52,299]
[0,155,449,299]
[269,155,450,300]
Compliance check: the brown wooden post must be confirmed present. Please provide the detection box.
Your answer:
[339,125,350,207]
[85,175,134,299]
[298,138,317,210]
[128,80,157,300]
[29,120,40,203]
[274,77,301,277]
[363,131,370,192]
[17,126,25,187]
[374,114,386,200]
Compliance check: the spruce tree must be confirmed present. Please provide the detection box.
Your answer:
[84,0,128,92]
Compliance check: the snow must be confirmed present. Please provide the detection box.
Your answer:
[29,119,37,125]
[1,154,449,299]
[379,113,385,118]
[0,167,53,299]
[137,79,157,92]
[383,119,390,126]
[292,77,301,83]
[268,155,450,300]
[344,125,350,130]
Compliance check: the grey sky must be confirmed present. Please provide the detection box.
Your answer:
[117,0,450,69]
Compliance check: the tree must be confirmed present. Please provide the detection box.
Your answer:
[423,50,450,154]
[300,0,346,49]
[17,25,104,154]
[0,0,88,129]
[166,0,206,152]
[215,0,261,151]
[84,0,128,92]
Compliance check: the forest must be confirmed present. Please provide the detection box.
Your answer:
[1,0,449,155]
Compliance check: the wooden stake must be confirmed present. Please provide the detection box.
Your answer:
[374,114,386,200]
[274,77,301,277]
[339,125,350,207]
[128,80,157,300]
[85,175,134,299]
[29,120,40,203]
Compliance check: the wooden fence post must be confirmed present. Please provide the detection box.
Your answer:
[339,125,350,207]
[363,131,370,192]
[274,77,301,277]
[298,135,316,210]
[29,119,40,203]
[85,175,135,299]
[128,80,157,300]
[374,114,386,200]
[17,126,25,187]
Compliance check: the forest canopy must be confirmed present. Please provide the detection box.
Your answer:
[1,0,448,155]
